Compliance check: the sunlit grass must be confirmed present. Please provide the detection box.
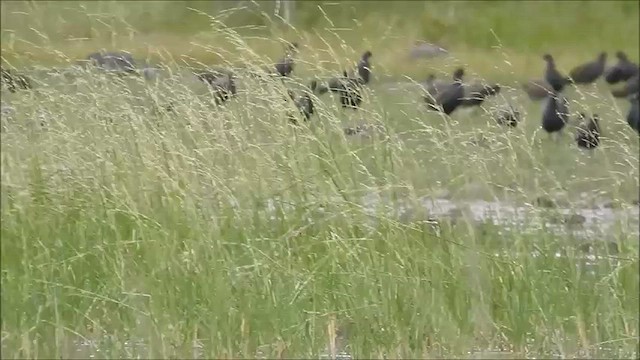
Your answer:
[1,2,639,359]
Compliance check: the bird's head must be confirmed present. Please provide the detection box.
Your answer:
[598,52,607,61]
[453,67,465,81]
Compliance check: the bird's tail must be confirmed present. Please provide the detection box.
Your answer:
[612,88,630,98]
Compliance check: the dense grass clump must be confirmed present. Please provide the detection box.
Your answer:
[2,2,639,359]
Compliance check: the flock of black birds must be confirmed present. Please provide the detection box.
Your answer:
[420,50,639,149]
[537,51,639,149]
[1,44,639,149]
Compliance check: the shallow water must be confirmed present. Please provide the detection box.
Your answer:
[395,196,638,237]
[266,191,639,241]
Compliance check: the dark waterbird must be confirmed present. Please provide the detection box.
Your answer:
[194,68,237,105]
[310,79,329,95]
[286,89,315,125]
[611,73,639,98]
[627,92,639,134]
[329,71,363,109]
[356,50,373,85]
[425,68,465,115]
[1,68,32,93]
[81,51,137,74]
[274,42,299,77]
[541,90,570,140]
[575,113,601,149]
[522,79,553,100]
[344,125,367,136]
[543,54,572,91]
[569,52,607,84]
[459,83,501,108]
[494,103,521,127]
[421,73,449,105]
[604,51,639,85]
[343,123,384,138]
[327,76,342,92]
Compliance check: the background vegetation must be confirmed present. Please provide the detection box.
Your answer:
[2,1,639,80]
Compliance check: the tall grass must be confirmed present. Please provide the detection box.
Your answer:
[2,3,639,359]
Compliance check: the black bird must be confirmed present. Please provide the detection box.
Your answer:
[1,68,32,93]
[426,67,465,115]
[343,123,383,137]
[627,92,639,134]
[543,54,572,91]
[356,50,373,85]
[421,73,449,106]
[459,83,501,108]
[194,68,237,105]
[82,51,137,74]
[541,90,570,140]
[494,103,521,128]
[286,89,315,124]
[310,79,329,95]
[611,73,639,98]
[522,79,553,100]
[329,71,363,109]
[327,74,347,93]
[274,42,299,77]
[344,125,366,136]
[569,52,607,84]
[604,51,639,85]
[575,113,601,149]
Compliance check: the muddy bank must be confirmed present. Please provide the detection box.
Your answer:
[264,191,639,240]
[362,193,639,238]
